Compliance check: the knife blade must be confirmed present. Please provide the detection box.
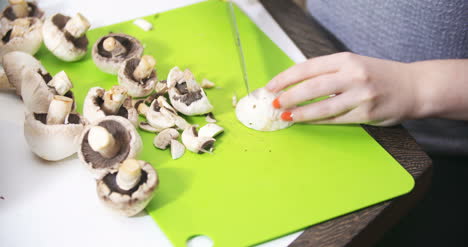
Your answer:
[227,1,250,95]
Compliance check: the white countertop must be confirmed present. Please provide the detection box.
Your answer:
[0,1,306,246]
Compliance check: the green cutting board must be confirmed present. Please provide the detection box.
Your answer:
[36,1,414,246]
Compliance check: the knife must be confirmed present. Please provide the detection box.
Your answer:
[227,1,250,95]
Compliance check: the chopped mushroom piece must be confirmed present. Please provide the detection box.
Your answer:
[198,123,224,138]
[139,121,158,133]
[48,70,73,96]
[167,67,213,116]
[42,13,90,61]
[78,116,142,178]
[182,126,215,154]
[200,78,215,89]
[134,99,149,116]
[96,159,158,216]
[0,17,43,59]
[133,18,153,31]
[146,96,177,131]
[170,140,185,160]
[153,128,179,150]
[83,86,138,126]
[92,33,143,74]
[154,80,168,94]
[23,95,85,161]
[118,55,157,97]
[205,112,216,123]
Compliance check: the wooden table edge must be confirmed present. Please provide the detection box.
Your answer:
[259,1,433,246]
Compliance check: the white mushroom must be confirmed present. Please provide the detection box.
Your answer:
[83,86,138,126]
[154,80,168,94]
[181,126,215,154]
[235,88,293,131]
[201,78,215,89]
[92,33,143,75]
[0,65,13,90]
[1,51,46,95]
[198,123,224,138]
[134,100,149,116]
[118,55,157,97]
[1,0,44,22]
[23,95,85,161]
[42,13,90,61]
[167,67,213,116]
[170,140,185,160]
[205,112,216,123]
[96,159,158,216]
[47,70,73,96]
[153,128,179,150]
[174,115,190,130]
[146,96,177,131]
[138,121,158,133]
[78,116,142,178]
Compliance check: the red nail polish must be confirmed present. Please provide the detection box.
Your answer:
[281,111,293,121]
[272,98,281,109]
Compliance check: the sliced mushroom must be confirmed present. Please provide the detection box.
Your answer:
[92,33,143,74]
[2,51,46,95]
[0,17,43,58]
[236,88,293,131]
[201,78,215,89]
[174,115,190,130]
[167,67,213,116]
[170,140,185,160]
[153,128,179,150]
[23,95,85,161]
[181,126,215,154]
[78,116,142,178]
[205,112,216,123]
[83,86,138,126]
[42,13,90,61]
[198,123,224,138]
[21,68,76,113]
[146,96,177,131]
[96,159,158,216]
[118,55,157,97]
[139,121,158,133]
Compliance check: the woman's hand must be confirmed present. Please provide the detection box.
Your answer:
[266,52,421,126]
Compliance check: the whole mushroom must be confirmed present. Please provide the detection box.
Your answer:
[0,17,43,58]
[42,13,90,61]
[96,159,158,216]
[78,116,142,178]
[1,0,44,23]
[167,67,213,116]
[83,86,138,126]
[118,55,157,97]
[92,33,143,74]
[24,95,86,161]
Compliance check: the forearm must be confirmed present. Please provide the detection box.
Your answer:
[411,59,468,120]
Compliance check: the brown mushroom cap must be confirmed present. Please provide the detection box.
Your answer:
[92,33,143,75]
[96,161,158,216]
[78,116,142,178]
[1,2,44,22]
[117,57,157,97]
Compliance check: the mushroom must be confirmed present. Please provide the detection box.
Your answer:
[1,0,44,22]
[235,88,293,131]
[167,67,213,116]
[118,55,157,97]
[20,68,76,113]
[83,86,138,126]
[138,121,158,133]
[0,17,43,58]
[170,140,185,160]
[154,80,168,94]
[205,112,216,123]
[42,13,90,61]
[2,51,46,95]
[181,126,215,154]
[153,128,179,150]
[23,95,85,161]
[96,159,158,216]
[134,99,149,116]
[92,33,143,74]
[198,123,224,138]
[200,78,215,89]
[78,116,142,178]
[145,96,177,131]
[0,65,13,90]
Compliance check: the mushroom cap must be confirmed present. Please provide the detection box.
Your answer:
[78,116,143,178]
[118,57,156,97]
[0,17,43,58]
[235,88,293,131]
[83,87,138,126]
[2,51,46,95]
[42,13,88,62]
[92,33,143,74]
[96,161,158,216]
[0,2,45,23]
[24,111,86,161]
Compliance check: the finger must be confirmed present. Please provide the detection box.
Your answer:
[266,53,343,93]
[276,73,346,109]
[282,92,359,122]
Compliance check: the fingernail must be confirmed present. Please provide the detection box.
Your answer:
[281,111,293,121]
[272,98,281,109]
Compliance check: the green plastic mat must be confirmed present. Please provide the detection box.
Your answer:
[36,1,414,246]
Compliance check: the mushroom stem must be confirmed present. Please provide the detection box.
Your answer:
[116,159,142,190]
[46,95,73,125]
[87,126,120,158]
[10,18,31,38]
[49,71,73,96]
[102,86,128,115]
[64,13,90,38]
[9,0,29,18]
[103,37,126,56]
[133,55,156,81]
